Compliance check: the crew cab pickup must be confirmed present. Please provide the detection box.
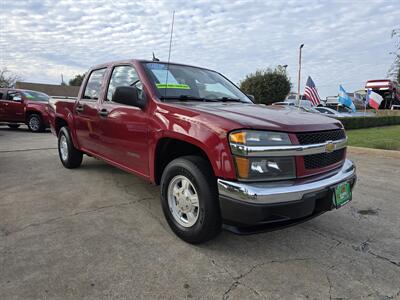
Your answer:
[48,59,357,243]
[0,88,51,132]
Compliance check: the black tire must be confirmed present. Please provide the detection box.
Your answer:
[8,124,20,129]
[27,113,44,132]
[160,155,221,244]
[58,127,83,169]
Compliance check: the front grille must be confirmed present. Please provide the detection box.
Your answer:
[304,148,345,169]
[296,130,346,145]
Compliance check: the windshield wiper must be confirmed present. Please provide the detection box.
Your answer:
[160,95,218,102]
[214,97,243,102]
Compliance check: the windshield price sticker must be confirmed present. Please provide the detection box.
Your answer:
[156,83,191,90]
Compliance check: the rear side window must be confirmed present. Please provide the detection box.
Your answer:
[7,91,22,100]
[83,68,106,100]
[106,65,140,101]
[0,91,3,100]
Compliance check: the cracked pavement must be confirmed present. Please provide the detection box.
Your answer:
[0,126,399,299]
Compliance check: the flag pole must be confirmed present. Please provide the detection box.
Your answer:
[297,44,304,108]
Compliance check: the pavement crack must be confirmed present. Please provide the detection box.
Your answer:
[367,250,400,268]
[218,258,311,300]
[222,281,239,300]
[4,197,153,237]
[0,147,57,153]
[326,275,332,300]
[306,227,400,268]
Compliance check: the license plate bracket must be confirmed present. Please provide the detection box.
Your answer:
[332,181,352,208]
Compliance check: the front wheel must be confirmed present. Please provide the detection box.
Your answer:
[160,156,221,244]
[27,114,44,132]
[58,127,83,169]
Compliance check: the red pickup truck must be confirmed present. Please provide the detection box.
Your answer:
[0,88,51,132]
[48,59,356,243]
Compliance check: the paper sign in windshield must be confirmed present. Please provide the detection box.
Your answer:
[156,83,191,89]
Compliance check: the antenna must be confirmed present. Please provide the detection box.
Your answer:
[167,10,175,65]
[164,10,175,97]
[152,52,160,62]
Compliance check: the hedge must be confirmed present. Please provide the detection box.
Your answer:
[338,116,400,130]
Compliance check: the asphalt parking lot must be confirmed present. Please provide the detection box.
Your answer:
[0,126,399,300]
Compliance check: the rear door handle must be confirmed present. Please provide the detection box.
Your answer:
[98,109,109,117]
[75,105,84,113]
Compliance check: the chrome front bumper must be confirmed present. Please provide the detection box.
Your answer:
[218,159,356,205]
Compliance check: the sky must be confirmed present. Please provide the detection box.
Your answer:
[0,0,399,98]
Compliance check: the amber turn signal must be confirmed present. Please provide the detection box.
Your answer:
[234,156,249,179]
[230,131,246,144]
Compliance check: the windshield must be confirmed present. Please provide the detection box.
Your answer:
[22,91,50,102]
[142,62,252,103]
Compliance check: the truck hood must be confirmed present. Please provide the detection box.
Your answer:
[172,102,343,132]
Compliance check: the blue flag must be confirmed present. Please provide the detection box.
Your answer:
[338,85,356,112]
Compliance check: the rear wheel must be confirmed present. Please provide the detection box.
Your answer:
[27,114,44,132]
[160,155,221,244]
[8,124,20,129]
[58,127,83,169]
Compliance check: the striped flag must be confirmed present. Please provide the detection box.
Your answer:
[304,76,321,106]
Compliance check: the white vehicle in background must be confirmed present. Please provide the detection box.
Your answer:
[314,107,349,117]
[271,101,295,106]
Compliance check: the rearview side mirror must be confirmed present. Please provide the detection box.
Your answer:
[247,94,255,102]
[112,86,146,109]
[13,96,22,102]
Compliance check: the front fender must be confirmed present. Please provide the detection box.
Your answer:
[149,109,237,182]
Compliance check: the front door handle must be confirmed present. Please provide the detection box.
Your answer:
[98,109,109,117]
[75,105,84,113]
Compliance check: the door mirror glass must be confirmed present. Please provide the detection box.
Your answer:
[112,86,145,109]
[13,96,22,102]
[247,94,255,102]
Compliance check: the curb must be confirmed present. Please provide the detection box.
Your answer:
[347,146,400,159]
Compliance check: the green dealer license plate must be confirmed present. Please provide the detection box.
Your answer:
[333,181,352,208]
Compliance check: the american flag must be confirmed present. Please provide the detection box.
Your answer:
[304,76,321,106]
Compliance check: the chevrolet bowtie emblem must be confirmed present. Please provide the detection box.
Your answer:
[325,142,335,153]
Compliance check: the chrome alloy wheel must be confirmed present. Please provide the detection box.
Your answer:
[59,135,69,161]
[29,116,40,131]
[167,175,200,227]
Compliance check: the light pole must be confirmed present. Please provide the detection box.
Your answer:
[297,44,304,106]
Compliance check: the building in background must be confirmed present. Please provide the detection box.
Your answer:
[15,82,79,98]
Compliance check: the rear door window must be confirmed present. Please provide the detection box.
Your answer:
[83,68,106,100]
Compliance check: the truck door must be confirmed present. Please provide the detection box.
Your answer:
[0,89,6,120]
[74,68,106,154]
[99,64,149,177]
[3,91,25,122]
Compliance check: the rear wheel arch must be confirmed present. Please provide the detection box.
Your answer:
[55,116,80,150]
[55,117,68,135]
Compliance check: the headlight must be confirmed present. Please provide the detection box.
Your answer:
[229,130,295,181]
[230,130,291,146]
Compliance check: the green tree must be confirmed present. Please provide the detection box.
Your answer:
[397,68,400,83]
[0,67,21,88]
[240,66,291,105]
[69,73,85,86]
